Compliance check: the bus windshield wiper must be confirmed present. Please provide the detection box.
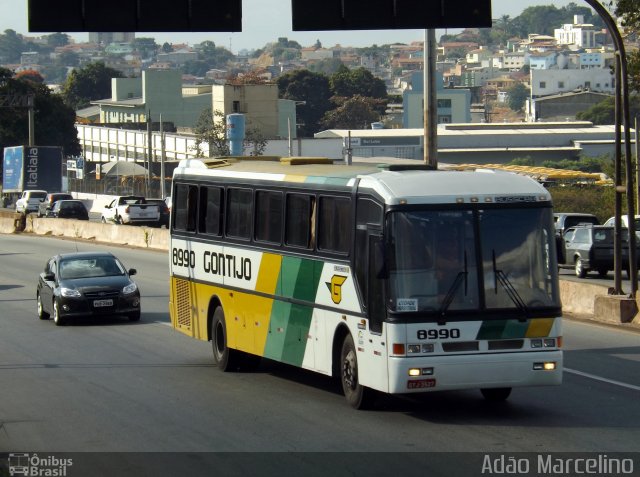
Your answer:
[492,250,529,320]
[438,251,468,321]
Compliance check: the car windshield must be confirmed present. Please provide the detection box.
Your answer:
[59,257,125,279]
[387,207,560,316]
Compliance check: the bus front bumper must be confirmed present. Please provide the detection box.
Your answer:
[387,350,562,394]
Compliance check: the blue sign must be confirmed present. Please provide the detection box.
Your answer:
[3,146,25,192]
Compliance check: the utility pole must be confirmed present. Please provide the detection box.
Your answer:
[423,29,437,168]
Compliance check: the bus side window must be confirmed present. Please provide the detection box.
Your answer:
[318,196,351,254]
[285,193,314,249]
[226,188,252,239]
[199,186,223,236]
[255,190,283,244]
[174,184,197,232]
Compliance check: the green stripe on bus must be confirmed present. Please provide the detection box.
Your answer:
[263,256,323,366]
[475,320,508,340]
[476,319,533,340]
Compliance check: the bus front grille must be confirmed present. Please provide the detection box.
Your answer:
[175,278,193,331]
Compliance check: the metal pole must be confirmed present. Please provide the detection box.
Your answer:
[583,0,634,295]
[146,112,152,197]
[636,115,640,211]
[160,114,166,200]
[614,54,623,294]
[423,29,438,168]
[28,104,35,146]
[288,117,293,157]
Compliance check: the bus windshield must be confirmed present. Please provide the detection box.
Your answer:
[387,207,560,316]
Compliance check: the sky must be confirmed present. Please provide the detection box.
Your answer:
[0,0,576,53]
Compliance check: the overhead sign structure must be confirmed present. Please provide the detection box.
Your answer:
[291,0,492,31]
[29,0,489,33]
[28,0,242,32]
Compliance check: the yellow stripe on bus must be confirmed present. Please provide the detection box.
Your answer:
[525,318,555,338]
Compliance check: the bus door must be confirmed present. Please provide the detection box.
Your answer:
[353,197,388,390]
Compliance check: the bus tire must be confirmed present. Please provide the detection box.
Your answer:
[340,334,375,409]
[212,307,239,372]
[481,387,512,402]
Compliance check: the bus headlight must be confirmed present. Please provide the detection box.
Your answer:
[533,362,556,371]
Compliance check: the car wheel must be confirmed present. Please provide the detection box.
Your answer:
[211,307,240,371]
[575,257,587,278]
[52,300,65,326]
[341,334,375,409]
[481,387,512,402]
[128,310,141,322]
[37,292,49,320]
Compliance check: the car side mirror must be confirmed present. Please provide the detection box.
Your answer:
[128,268,137,276]
[44,272,55,281]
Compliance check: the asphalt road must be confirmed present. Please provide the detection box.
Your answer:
[1,234,639,476]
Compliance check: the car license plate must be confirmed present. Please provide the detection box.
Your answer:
[407,379,436,389]
[93,299,113,307]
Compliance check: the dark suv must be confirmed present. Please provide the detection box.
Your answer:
[38,192,73,217]
[559,225,640,278]
[46,200,89,220]
[554,212,599,237]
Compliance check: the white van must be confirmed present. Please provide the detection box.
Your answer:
[15,190,47,214]
[603,215,640,229]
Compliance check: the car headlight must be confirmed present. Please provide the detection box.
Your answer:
[122,283,138,295]
[60,287,81,298]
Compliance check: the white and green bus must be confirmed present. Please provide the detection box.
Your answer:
[168,157,562,408]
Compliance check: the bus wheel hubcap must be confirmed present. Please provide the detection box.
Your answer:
[343,351,357,390]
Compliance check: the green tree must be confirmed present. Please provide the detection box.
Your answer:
[0,29,25,63]
[162,42,172,53]
[192,108,267,157]
[277,70,333,137]
[330,66,387,100]
[133,38,158,59]
[192,109,230,157]
[308,58,345,75]
[61,61,124,110]
[507,83,529,111]
[319,95,383,130]
[615,0,640,93]
[46,32,70,48]
[576,96,640,124]
[57,50,79,67]
[0,67,80,155]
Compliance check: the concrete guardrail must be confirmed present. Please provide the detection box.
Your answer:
[1,208,638,326]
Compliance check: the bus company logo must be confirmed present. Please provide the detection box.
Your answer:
[8,453,73,476]
[326,275,348,304]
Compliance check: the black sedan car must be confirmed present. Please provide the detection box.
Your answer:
[46,199,89,220]
[36,252,141,325]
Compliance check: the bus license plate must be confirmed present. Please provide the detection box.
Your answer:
[93,299,113,307]
[407,379,436,389]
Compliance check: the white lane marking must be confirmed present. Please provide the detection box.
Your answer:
[565,367,640,392]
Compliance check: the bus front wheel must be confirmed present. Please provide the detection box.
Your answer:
[212,307,239,372]
[340,334,375,409]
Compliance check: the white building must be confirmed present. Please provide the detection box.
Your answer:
[554,15,597,49]
[530,68,615,97]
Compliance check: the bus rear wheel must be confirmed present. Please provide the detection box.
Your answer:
[340,334,374,409]
[212,307,239,372]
